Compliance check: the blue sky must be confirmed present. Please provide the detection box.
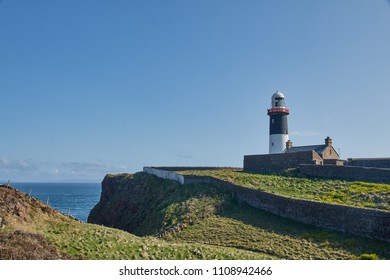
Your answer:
[1,0,390,182]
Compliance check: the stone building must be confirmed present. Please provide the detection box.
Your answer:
[243,137,341,173]
[285,136,340,164]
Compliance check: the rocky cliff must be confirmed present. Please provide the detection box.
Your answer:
[87,172,230,236]
[87,172,170,235]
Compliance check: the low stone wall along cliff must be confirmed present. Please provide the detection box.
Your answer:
[143,167,390,242]
[300,164,390,183]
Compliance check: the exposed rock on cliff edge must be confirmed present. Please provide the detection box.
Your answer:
[0,184,74,259]
[88,172,230,237]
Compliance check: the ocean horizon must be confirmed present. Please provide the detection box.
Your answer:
[11,182,101,222]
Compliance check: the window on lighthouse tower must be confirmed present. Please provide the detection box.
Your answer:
[275,97,285,107]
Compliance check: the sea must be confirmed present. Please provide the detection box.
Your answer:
[12,182,101,222]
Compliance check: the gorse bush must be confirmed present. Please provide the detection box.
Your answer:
[356,253,379,260]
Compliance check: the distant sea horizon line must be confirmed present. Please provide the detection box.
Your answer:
[7,181,102,222]
[1,180,101,184]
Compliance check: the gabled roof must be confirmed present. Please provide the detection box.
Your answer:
[284,145,327,155]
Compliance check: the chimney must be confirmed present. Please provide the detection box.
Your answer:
[325,136,332,146]
[286,140,293,150]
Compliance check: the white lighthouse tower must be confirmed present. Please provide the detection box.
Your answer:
[267,90,289,154]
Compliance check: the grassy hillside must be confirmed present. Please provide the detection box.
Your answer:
[178,169,390,210]
[43,219,274,260]
[164,201,388,260]
[2,169,389,260]
[0,184,273,260]
[89,173,390,260]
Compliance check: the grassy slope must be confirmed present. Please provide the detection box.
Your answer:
[0,185,272,260]
[178,169,390,210]
[90,173,389,259]
[1,169,389,260]
[145,179,389,260]
[165,202,389,260]
[43,220,274,260]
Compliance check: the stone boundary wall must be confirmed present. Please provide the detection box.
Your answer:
[346,158,390,169]
[244,151,320,173]
[143,167,390,242]
[148,166,238,172]
[300,164,390,183]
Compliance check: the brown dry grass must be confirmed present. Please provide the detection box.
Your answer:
[0,230,73,260]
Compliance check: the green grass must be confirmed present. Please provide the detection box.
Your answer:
[162,201,390,260]
[92,173,390,260]
[0,184,274,260]
[40,219,275,260]
[178,169,390,210]
[0,230,73,260]
[355,253,380,260]
[2,172,389,260]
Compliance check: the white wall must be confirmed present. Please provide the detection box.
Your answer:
[143,167,185,184]
[269,134,289,154]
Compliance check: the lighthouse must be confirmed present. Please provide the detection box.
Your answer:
[268,90,289,154]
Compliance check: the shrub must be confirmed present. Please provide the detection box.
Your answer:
[356,253,379,260]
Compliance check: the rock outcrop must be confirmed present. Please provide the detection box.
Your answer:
[88,172,181,236]
[0,184,74,259]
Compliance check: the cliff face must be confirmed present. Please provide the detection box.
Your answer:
[88,173,170,235]
[87,172,230,236]
[87,173,169,235]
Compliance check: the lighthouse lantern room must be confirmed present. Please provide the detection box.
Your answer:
[267,90,289,154]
